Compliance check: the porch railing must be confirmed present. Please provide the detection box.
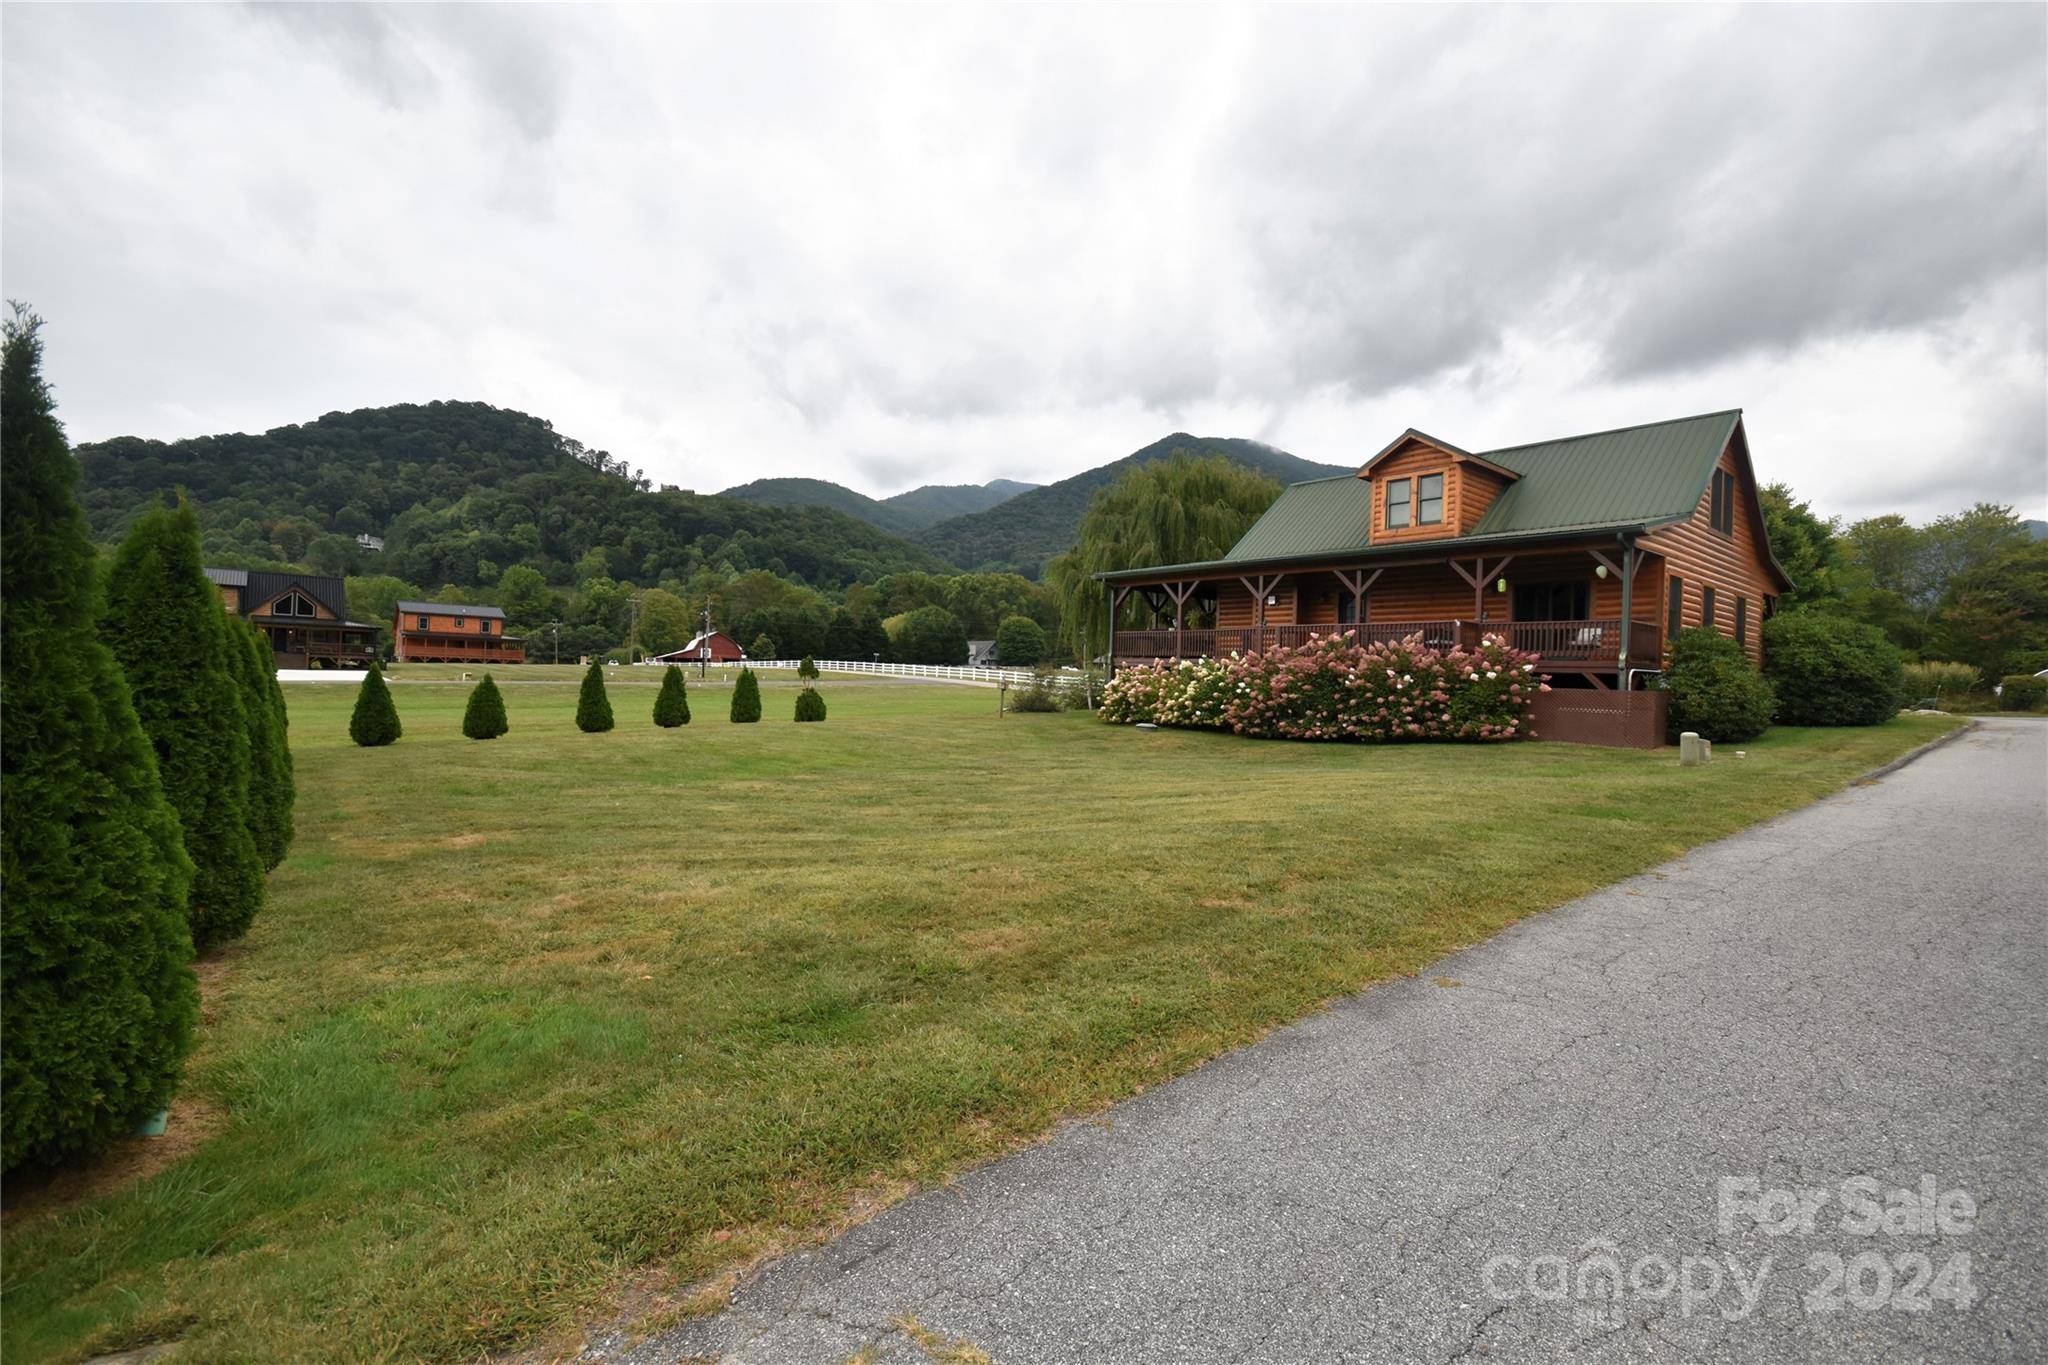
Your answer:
[1111,618,1664,668]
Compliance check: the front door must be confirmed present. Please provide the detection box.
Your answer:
[1513,581,1589,621]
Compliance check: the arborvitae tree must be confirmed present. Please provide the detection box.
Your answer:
[798,655,820,680]
[228,617,293,869]
[576,660,615,732]
[730,666,763,723]
[462,674,509,739]
[350,661,402,747]
[104,497,266,951]
[3,308,198,1170]
[653,664,691,726]
[793,686,827,722]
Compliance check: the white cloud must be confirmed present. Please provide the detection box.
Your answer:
[3,3,2041,524]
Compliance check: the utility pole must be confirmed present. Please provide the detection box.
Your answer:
[628,590,647,663]
[699,603,713,678]
[549,619,562,666]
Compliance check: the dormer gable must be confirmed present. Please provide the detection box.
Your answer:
[1359,430,1520,543]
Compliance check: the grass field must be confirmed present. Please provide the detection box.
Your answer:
[1,677,1959,1362]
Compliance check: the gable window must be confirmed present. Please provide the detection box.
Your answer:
[480,617,494,634]
[1702,586,1718,630]
[1734,596,1748,647]
[1385,478,1411,529]
[1667,576,1683,639]
[275,591,316,617]
[1709,468,1735,535]
[416,615,429,631]
[1415,473,1444,526]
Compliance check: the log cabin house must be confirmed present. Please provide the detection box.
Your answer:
[207,568,379,668]
[393,601,525,664]
[1097,410,1792,713]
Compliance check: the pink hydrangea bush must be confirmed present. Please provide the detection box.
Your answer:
[1101,631,1547,742]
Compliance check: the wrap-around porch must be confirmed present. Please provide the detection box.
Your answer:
[1107,542,1666,690]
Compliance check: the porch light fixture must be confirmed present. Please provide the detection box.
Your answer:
[1595,564,1609,579]
[1265,594,1278,606]
[1496,578,1507,592]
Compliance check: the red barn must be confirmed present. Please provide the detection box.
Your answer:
[651,631,746,664]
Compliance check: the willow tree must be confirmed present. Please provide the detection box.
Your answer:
[1043,453,1280,664]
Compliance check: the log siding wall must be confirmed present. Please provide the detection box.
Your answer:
[1638,438,1781,665]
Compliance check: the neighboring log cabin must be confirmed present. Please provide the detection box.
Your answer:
[1097,410,1792,693]
[207,568,379,668]
[393,601,525,664]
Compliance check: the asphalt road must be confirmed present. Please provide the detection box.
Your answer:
[615,718,2046,1364]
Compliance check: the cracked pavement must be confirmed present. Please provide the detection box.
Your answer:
[609,719,2045,1364]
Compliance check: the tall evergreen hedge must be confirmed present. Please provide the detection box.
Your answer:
[730,667,762,723]
[576,660,615,732]
[104,497,266,951]
[793,686,827,722]
[229,617,294,869]
[350,660,402,746]
[463,674,509,739]
[653,665,691,726]
[2,308,199,1171]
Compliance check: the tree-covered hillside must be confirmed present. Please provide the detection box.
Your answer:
[913,434,1350,576]
[719,475,1032,534]
[75,402,949,590]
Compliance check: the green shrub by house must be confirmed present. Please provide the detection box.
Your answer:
[1762,613,1903,726]
[229,616,295,869]
[653,664,691,726]
[463,674,509,739]
[1999,674,2048,711]
[995,615,1048,667]
[576,660,615,732]
[1008,669,1062,712]
[730,666,762,723]
[798,655,820,680]
[104,498,267,951]
[1663,628,1774,743]
[350,661,402,747]
[2,309,198,1170]
[793,686,827,722]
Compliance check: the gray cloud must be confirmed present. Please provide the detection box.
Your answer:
[1,4,2040,522]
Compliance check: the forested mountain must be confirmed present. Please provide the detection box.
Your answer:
[911,434,1351,576]
[74,401,950,591]
[719,474,1034,534]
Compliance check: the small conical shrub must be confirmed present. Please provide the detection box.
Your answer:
[794,687,827,722]
[798,655,820,680]
[350,662,402,747]
[576,660,614,732]
[654,665,691,727]
[228,617,294,870]
[730,666,762,723]
[105,498,266,951]
[463,674,509,739]
[3,306,197,1171]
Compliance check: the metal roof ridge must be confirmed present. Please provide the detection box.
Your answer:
[1476,408,1742,458]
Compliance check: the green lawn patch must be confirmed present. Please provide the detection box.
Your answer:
[0,683,1961,1361]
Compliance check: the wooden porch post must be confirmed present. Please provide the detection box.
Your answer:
[1449,555,1514,629]
[1165,580,1196,658]
[1332,567,1382,635]
[1106,583,1128,681]
[1590,541,1648,688]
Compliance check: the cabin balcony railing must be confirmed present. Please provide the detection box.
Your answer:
[1111,618,1664,669]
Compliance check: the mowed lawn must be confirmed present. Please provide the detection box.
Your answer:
[2,676,1959,1362]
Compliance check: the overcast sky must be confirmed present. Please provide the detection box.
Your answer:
[4,4,2043,523]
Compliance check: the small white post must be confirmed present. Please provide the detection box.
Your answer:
[1679,731,1705,767]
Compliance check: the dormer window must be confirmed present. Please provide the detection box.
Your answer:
[1416,473,1444,526]
[1385,478,1411,529]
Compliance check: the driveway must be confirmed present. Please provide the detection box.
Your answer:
[623,718,2046,1364]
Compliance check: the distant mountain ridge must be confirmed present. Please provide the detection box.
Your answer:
[910,434,1352,576]
[718,475,1038,535]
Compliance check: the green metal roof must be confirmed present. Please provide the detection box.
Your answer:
[1099,409,1755,582]
[1469,409,1740,537]
[1220,476,1375,561]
